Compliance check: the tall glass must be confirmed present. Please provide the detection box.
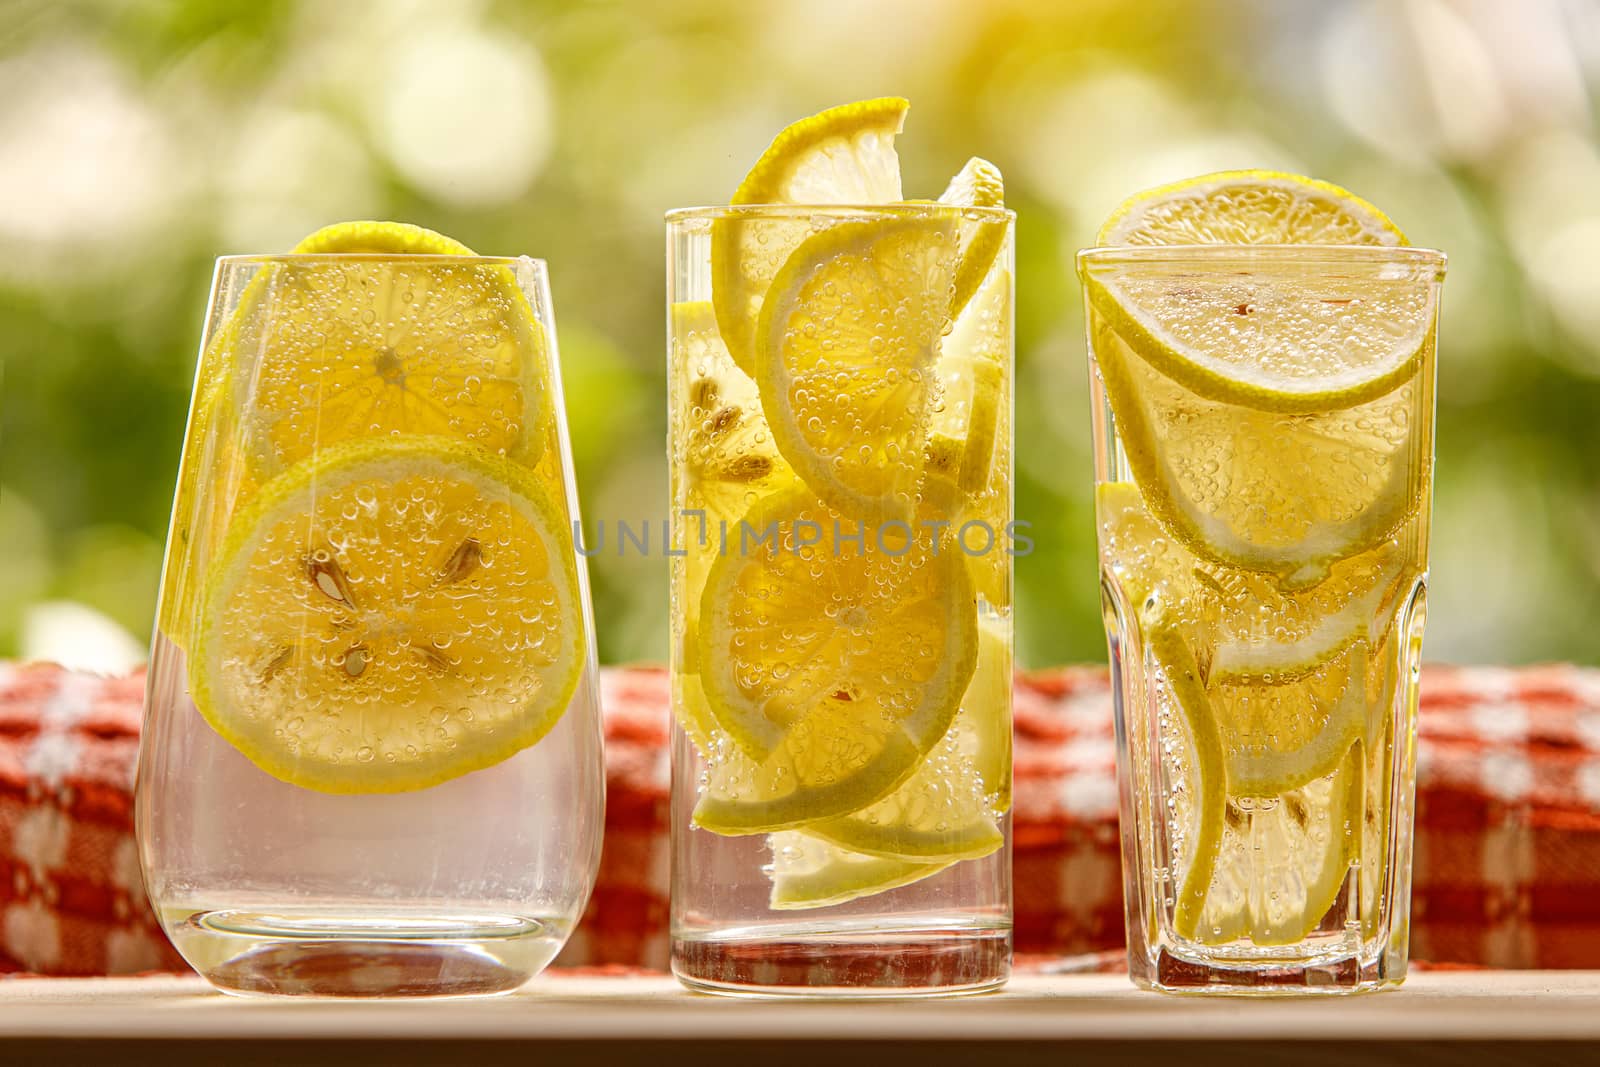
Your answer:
[1080,245,1444,994]
[138,253,603,997]
[667,204,1016,996]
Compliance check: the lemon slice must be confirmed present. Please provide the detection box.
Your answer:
[711,98,909,375]
[291,220,475,256]
[1204,548,1405,685]
[1083,265,1432,415]
[937,156,1008,320]
[1098,481,1407,685]
[1087,171,1435,580]
[1209,640,1368,797]
[709,483,1006,861]
[693,485,978,832]
[1098,169,1406,248]
[959,616,1012,812]
[1090,312,1430,585]
[1096,481,1200,616]
[1152,618,1365,945]
[670,301,791,678]
[237,221,549,478]
[755,215,959,523]
[767,832,952,910]
[190,436,584,794]
[1196,746,1362,947]
[1359,623,1406,942]
[1145,619,1228,942]
[934,265,1009,495]
[802,613,1011,862]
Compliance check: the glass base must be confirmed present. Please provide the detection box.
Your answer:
[672,921,1010,997]
[1131,944,1406,996]
[167,908,568,997]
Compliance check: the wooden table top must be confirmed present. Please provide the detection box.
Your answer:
[3,970,1598,1065]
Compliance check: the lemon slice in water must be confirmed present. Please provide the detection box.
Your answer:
[1098,481,1406,686]
[1150,617,1365,945]
[692,486,977,832]
[807,629,1006,863]
[1090,304,1430,586]
[156,370,255,651]
[190,436,584,794]
[767,832,952,911]
[238,221,549,478]
[755,215,959,523]
[929,265,1012,608]
[1209,641,1368,797]
[161,221,514,651]
[1195,746,1363,947]
[672,301,787,526]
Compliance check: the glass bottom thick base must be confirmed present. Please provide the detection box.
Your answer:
[166,908,569,998]
[672,920,1011,997]
[1131,944,1406,996]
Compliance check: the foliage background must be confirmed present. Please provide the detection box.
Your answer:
[2,0,1597,671]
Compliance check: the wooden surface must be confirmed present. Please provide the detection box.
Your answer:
[2,971,1599,1066]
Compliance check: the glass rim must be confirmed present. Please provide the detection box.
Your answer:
[665,203,1016,224]
[1077,243,1446,278]
[212,253,543,269]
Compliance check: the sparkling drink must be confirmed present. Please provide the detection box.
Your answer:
[137,226,603,997]
[1080,174,1445,994]
[666,98,1016,997]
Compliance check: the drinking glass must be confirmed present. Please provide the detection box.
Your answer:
[667,204,1016,996]
[138,251,603,997]
[1080,244,1445,993]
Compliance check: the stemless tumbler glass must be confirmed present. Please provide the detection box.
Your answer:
[138,247,603,997]
[667,204,1016,996]
[1080,244,1445,994]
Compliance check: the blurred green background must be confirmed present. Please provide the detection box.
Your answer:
[2,0,1597,672]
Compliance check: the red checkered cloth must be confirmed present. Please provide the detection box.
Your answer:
[0,664,182,975]
[4,660,1600,976]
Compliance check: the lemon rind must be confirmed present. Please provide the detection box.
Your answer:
[808,813,1003,864]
